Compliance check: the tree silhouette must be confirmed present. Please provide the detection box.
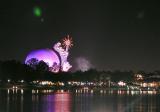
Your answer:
[36,60,49,72]
[26,58,39,69]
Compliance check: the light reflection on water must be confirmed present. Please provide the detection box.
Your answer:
[0,89,160,112]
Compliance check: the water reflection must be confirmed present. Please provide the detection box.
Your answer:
[32,91,72,112]
[5,89,24,112]
[73,90,160,112]
[0,89,160,112]
[53,92,71,112]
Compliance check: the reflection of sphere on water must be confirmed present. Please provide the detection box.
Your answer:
[25,49,60,67]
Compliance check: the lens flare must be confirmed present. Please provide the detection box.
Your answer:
[33,6,42,17]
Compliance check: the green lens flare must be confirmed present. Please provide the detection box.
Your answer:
[33,6,42,17]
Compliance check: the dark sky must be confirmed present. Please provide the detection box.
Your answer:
[0,0,160,72]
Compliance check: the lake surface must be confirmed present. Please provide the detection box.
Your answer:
[0,89,160,112]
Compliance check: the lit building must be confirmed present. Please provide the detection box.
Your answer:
[134,74,143,81]
[25,35,73,73]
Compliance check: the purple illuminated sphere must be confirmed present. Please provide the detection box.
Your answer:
[25,49,60,67]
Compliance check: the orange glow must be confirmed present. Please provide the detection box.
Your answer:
[54,92,72,112]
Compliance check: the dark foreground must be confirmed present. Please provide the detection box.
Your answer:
[0,89,160,112]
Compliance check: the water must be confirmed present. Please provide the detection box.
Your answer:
[0,89,160,112]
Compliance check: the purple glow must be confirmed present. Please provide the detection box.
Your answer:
[25,49,60,67]
[25,36,73,73]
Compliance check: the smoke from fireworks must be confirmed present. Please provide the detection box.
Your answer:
[75,57,93,72]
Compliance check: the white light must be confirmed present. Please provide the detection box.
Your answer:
[100,90,103,94]
[32,90,35,94]
[36,90,39,93]
[61,82,64,86]
[80,82,85,86]
[118,81,126,86]
[7,89,10,94]
[83,87,89,90]
[8,79,10,83]
[60,90,64,93]
[21,89,24,94]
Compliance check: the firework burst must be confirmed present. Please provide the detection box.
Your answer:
[62,35,73,51]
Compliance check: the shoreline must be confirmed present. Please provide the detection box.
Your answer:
[0,85,160,95]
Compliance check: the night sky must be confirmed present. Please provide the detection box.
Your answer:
[0,0,160,72]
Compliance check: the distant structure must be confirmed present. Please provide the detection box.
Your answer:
[25,35,73,73]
